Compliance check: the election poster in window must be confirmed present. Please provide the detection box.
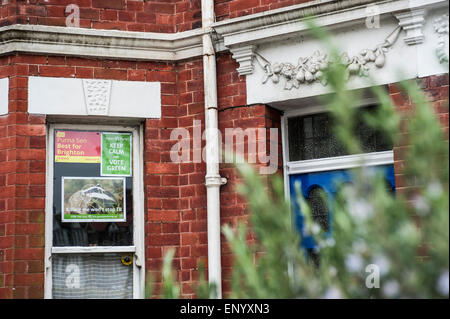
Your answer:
[101,132,132,176]
[62,177,126,222]
[55,130,101,163]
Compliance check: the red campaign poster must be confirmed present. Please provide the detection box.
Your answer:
[55,130,101,163]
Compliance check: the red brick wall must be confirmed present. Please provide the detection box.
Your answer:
[0,50,275,299]
[217,53,247,109]
[0,55,47,299]
[175,0,202,32]
[215,0,315,21]
[0,0,317,32]
[0,55,447,300]
[0,0,176,32]
[390,74,449,197]
[143,52,283,298]
[0,54,207,299]
[218,103,283,295]
[144,57,206,298]
[0,0,200,32]
[0,53,180,298]
[0,56,13,299]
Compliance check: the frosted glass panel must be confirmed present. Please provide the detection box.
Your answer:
[288,106,392,161]
[52,253,133,299]
[307,186,329,231]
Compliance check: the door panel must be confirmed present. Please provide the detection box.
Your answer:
[289,165,395,249]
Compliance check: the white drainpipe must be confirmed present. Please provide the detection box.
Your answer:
[202,0,226,299]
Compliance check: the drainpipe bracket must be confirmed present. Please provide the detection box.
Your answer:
[205,175,227,187]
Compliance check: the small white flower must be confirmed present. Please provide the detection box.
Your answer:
[323,286,342,299]
[318,237,335,249]
[348,199,374,222]
[311,223,321,235]
[341,185,356,199]
[326,237,336,247]
[372,255,390,276]
[427,181,443,198]
[361,166,377,179]
[329,266,338,277]
[437,270,449,296]
[412,195,430,216]
[345,253,364,273]
[382,280,399,298]
[352,240,368,254]
[398,222,420,242]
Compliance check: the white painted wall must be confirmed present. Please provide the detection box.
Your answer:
[109,80,161,118]
[246,11,448,106]
[28,77,161,118]
[0,77,8,115]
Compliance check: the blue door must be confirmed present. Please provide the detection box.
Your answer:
[289,165,395,250]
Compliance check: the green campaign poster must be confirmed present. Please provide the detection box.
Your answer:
[62,177,126,222]
[101,132,132,176]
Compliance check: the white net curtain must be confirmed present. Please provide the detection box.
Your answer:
[52,253,133,299]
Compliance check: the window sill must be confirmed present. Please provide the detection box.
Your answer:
[52,246,136,254]
[287,150,394,175]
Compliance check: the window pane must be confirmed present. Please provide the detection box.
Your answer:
[288,117,301,161]
[52,253,133,299]
[288,105,393,161]
[53,130,133,246]
[307,186,329,231]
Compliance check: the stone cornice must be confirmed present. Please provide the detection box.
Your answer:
[212,0,447,48]
[213,0,447,76]
[0,0,447,62]
[213,0,388,43]
[0,24,209,61]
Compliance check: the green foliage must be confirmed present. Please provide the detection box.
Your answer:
[222,170,313,298]
[222,165,321,298]
[220,20,449,299]
[161,249,181,299]
[149,19,449,300]
[195,261,218,299]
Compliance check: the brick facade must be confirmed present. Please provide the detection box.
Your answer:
[0,51,284,298]
[390,74,449,197]
[215,0,315,21]
[1,0,177,32]
[0,0,317,32]
[0,1,448,300]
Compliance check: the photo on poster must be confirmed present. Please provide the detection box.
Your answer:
[62,177,126,222]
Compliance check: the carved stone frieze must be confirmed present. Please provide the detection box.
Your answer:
[255,27,402,90]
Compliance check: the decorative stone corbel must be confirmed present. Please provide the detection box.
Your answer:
[394,9,426,45]
[434,14,449,64]
[230,45,256,76]
[82,79,112,116]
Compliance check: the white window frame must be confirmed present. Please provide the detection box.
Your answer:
[281,99,395,202]
[44,123,145,299]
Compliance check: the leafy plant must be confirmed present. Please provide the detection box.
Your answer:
[150,19,449,300]
[219,20,449,299]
